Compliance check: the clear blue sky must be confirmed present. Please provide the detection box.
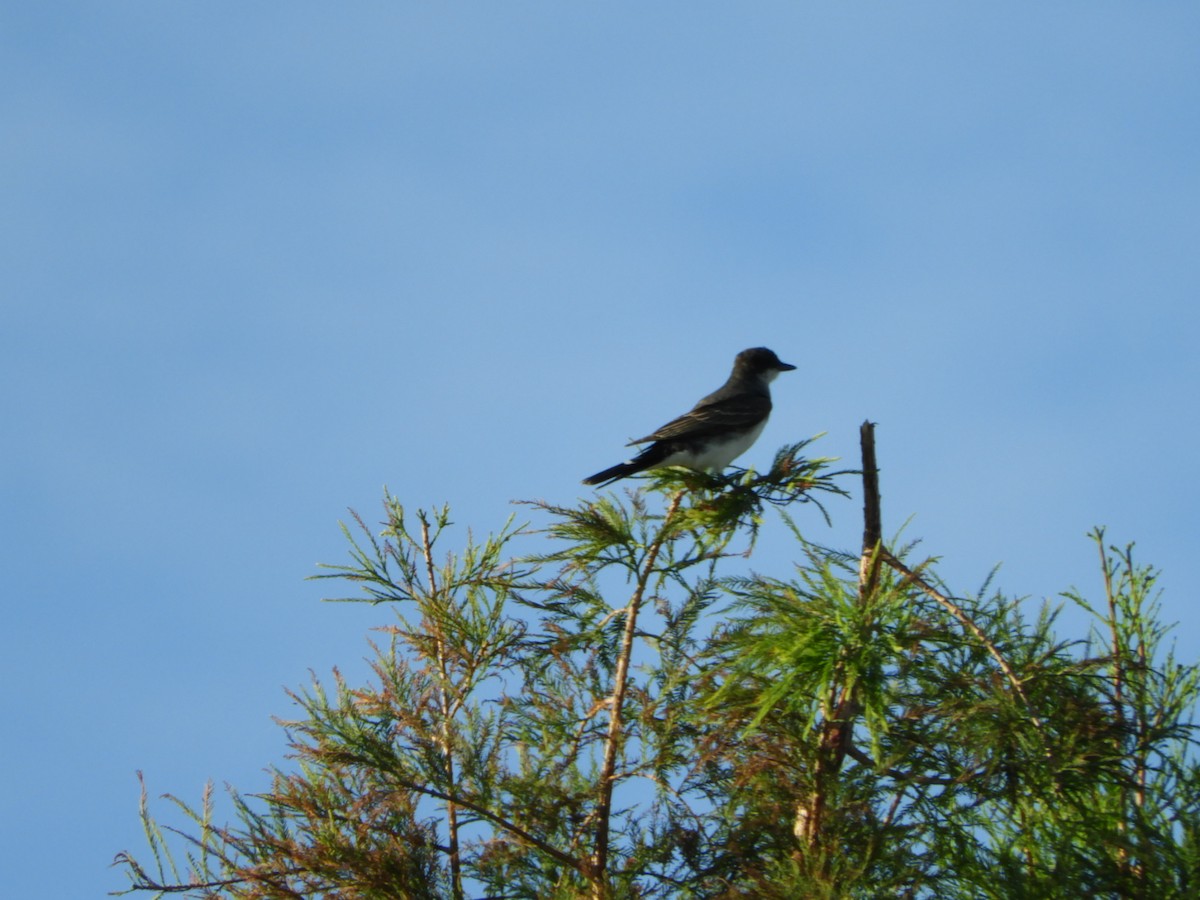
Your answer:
[3,4,1198,896]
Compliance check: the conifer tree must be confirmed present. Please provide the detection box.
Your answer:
[114,427,1200,898]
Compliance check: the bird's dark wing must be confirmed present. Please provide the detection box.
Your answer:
[628,393,771,445]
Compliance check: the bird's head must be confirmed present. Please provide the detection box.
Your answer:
[734,347,797,383]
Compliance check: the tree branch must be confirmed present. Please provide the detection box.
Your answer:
[419,514,464,900]
[880,550,1047,737]
[390,777,584,873]
[591,490,685,890]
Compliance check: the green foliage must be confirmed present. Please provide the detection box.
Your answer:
[113,445,1200,899]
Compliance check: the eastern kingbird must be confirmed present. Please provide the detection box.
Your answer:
[582,347,796,487]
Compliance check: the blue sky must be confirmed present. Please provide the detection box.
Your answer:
[3,4,1199,896]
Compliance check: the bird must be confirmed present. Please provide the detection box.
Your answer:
[582,347,796,487]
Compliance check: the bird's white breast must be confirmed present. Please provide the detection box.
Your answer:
[661,418,768,471]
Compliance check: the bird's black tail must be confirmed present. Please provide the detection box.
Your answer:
[582,443,667,487]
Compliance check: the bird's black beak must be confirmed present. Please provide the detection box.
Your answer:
[779,361,797,372]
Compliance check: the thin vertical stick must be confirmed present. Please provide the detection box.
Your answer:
[859,420,882,597]
[419,517,463,900]
[799,423,882,857]
[590,491,685,898]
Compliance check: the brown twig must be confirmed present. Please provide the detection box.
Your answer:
[797,424,881,854]
[880,550,1047,737]
[390,777,584,873]
[590,490,685,895]
[859,420,883,599]
[419,516,464,900]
